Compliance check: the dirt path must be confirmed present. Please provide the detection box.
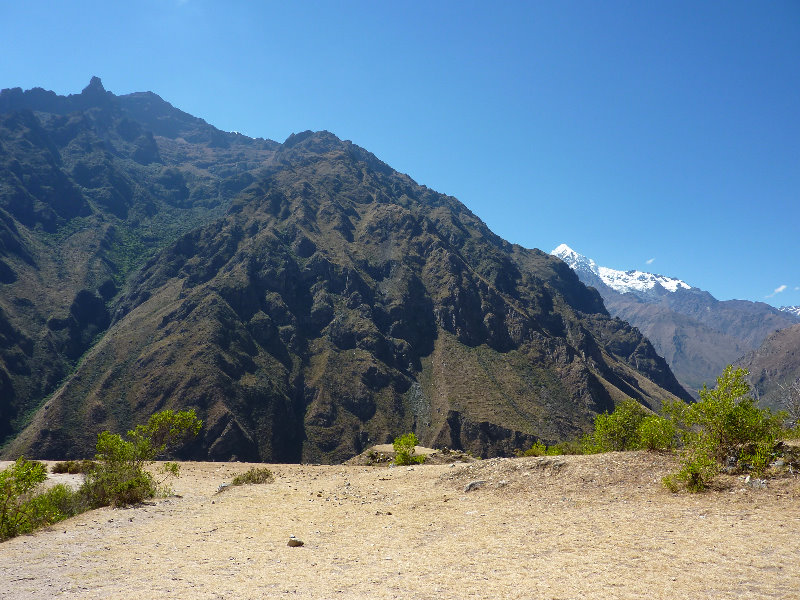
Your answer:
[1,453,799,599]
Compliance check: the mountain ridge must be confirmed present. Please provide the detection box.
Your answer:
[552,244,799,397]
[1,80,690,462]
[0,77,278,444]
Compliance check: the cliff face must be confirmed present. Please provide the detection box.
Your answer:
[4,127,690,462]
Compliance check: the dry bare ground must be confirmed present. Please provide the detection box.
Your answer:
[1,451,799,599]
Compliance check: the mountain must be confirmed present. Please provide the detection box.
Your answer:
[737,323,800,413]
[552,244,800,397]
[780,306,800,319]
[0,77,277,444]
[1,80,691,463]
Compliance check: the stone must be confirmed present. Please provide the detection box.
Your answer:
[464,480,487,493]
[287,536,304,547]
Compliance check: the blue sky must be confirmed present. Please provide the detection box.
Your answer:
[2,1,798,307]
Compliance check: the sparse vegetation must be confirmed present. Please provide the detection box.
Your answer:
[231,467,274,486]
[2,409,202,541]
[393,433,425,466]
[51,459,97,474]
[517,440,568,457]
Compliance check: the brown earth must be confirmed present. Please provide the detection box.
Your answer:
[1,451,799,599]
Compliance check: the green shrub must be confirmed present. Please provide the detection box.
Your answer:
[1,458,88,541]
[685,366,783,463]
[583,398,648,453]
[393,433,425,466]
[738,441,776,477]
[548,440,583,455]
[663,449,717,493]
[1,458,49,540]
[1,410,201,540]
[51,459,97,474]
[518,441,547,457]
[81,409,202,507]
[518,440,566,457]
[663,366,784,492]
[637,415,677,451]
[231,467,274,486]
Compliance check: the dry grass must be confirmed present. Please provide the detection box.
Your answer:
[1,452,799,599]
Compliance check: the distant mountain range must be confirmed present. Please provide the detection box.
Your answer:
[780,306,800,318]
[552,244,800,398]
[0,79,691,463]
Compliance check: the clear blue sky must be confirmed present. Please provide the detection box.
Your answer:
[2,1,798,307]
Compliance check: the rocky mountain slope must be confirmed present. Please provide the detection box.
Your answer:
[1,81,691,463]
[552,244,799,396]
[0,78,277,445]
[737,323,800,413]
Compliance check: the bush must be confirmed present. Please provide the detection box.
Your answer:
[231,467,274,486]
[51,459,97,474]
[637,415,677,451]
[1,410,201,541]
[393,433,426,466]
[685,366,783,463]
[663,449,717,493]
[518,441,547,457]
[664,366,784,492]
[583,398,648,453]
[1,458,87,541]
[548,440,583,455]
[1,458,49,540]
[517,441,566,457]
[81,409,201,507]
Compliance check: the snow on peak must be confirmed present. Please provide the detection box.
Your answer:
[780,306,800,318]
[552,244,692,295]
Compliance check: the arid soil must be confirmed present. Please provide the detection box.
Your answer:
[1,451,799,599]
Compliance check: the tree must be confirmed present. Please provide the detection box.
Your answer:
[81,409,202,507]
[0,458,48,540]
[393,433,425,466]
[664,366,783,491]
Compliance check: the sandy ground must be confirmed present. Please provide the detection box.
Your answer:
[1,452,799,600]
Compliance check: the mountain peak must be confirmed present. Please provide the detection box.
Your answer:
[82,76,106,94]
[552,244,692,296]
[780,306,800,318]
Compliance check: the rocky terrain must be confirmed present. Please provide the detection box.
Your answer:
[1,453,798,599]
[738,323,800,413]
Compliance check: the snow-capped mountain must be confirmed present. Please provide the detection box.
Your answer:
[551,243,800,398]
[552,244,692,297]
[780,306,800,318]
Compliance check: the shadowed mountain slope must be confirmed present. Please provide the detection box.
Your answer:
[4,125,690,462]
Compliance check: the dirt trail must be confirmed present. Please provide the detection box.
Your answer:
[1,452,799,599]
